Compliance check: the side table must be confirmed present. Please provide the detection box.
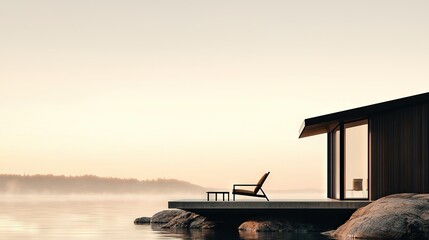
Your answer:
[206,191,229,201]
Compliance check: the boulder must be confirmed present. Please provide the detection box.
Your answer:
[161,211,215,229]
[134,217,151,224]
[150,210,185,223]
[148,209,215,229]
[238,219,317,232]
[332,193,429,239]
[238,220,285,232]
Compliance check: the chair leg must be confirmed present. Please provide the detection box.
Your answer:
[260,189,269,201]
[233,194,235,201]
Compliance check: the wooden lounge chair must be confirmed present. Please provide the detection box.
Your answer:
[232,172,270,201]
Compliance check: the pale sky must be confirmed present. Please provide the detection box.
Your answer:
[1,1,429,191]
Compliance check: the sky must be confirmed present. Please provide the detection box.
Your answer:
[1,1,429,191]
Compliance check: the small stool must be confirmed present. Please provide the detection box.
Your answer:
[206,191,230,201]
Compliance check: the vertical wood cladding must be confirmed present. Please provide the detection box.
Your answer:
[327,133,333,199]
[370,103,429,200]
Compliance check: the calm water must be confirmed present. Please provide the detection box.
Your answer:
[0,194,332,239]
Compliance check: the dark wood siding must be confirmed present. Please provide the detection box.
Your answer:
[327,133,332,199]
[370,103,429,200]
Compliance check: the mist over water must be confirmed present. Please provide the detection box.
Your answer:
[0,193,330,240]
[0,194,191,240]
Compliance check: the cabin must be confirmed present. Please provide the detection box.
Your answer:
[169,92,429,227]
[299,92,429,201]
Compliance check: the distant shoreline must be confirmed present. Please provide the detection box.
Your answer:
[0,174,205,194]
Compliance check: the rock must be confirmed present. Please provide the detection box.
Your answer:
[189,215,215,229]
[150,210,185,223]
[134,217,151,224]
[238,220,285,232]
[321,230,335,236]
[161,211,215,229]
[238,219,317,232]
[332,193,429,239]
[148,209,215,229]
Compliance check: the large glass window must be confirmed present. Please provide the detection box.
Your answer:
[345,120,368,199]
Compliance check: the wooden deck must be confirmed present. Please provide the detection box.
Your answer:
[169,199,370,210]
[169,199,371,227]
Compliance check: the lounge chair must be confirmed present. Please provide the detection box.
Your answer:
[232,172,270,201]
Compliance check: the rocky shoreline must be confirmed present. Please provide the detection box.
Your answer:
[135,193,429,239]
[134,209,216,229]
[135,209,326,232]
[328,193,429,239]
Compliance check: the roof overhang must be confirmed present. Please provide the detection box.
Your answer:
[299,92,429,138]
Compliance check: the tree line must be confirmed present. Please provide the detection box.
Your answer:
[0,174,205,194]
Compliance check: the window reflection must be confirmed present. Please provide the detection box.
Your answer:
[345,121,368,199]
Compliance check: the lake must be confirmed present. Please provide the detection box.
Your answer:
[0,194,332,239]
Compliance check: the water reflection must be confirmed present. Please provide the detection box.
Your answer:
[0,195,332,240]
[150,224,331,240]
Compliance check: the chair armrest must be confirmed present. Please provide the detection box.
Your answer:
[233,184,259,190]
